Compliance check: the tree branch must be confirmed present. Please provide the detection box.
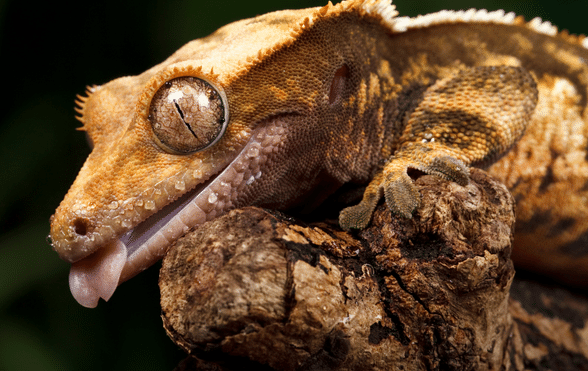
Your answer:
[160,169,588,370]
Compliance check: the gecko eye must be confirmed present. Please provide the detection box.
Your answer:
[148,77,228,154]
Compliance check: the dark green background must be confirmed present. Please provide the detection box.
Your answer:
[0,0,585,369]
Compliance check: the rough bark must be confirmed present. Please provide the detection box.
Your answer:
[159,169,588,370]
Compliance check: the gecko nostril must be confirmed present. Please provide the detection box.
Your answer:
[73,217,90,236]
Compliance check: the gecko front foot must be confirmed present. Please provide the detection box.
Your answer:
[339,147,470,229]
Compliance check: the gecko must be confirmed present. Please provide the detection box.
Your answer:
[49,0,588,308]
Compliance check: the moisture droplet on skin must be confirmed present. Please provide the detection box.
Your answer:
[234,162,247,172]
[175,180,186,191]
[144,200,156,210]
[208,192,218,204]
[219,181,231,196]
[248,146,260,158]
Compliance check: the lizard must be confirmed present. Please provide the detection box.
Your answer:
[49,0,588,308]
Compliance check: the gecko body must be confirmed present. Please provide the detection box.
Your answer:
[49,0,588,307]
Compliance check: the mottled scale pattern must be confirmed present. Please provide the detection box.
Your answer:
[339,66,538,228]
[400,66,537,163]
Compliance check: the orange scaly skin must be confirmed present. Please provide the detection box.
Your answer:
[50,0,588,307]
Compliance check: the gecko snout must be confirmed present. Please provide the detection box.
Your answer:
[49,211,104,263]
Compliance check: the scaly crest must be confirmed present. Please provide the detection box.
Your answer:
[388,7,587,50]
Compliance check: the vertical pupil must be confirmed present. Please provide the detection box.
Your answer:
[148,77,227,154]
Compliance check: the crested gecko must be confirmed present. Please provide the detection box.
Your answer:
[49,0,588,307]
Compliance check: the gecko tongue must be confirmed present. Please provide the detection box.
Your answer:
[69,240,127,308]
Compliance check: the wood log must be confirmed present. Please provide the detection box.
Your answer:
[159,169,588,370]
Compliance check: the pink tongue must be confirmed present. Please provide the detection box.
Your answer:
[69,240,127,308]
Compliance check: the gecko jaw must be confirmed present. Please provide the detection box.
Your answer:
[68,121,288,308]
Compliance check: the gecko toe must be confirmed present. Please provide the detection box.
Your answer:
[339,204,374,230]
[339,173,384,230]
[383,172,421,219]
[427,156,470,186]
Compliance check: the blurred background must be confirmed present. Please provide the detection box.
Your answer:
[0,0,586,370]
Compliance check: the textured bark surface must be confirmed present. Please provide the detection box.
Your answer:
[160,169,588,370]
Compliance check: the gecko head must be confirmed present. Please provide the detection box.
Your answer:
[49,0,382,308]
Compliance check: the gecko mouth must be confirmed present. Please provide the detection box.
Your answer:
[69,120,288,308]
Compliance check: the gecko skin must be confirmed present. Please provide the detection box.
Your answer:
[50,0,588,307]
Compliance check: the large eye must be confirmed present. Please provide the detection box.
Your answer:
[148,77,228,154]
